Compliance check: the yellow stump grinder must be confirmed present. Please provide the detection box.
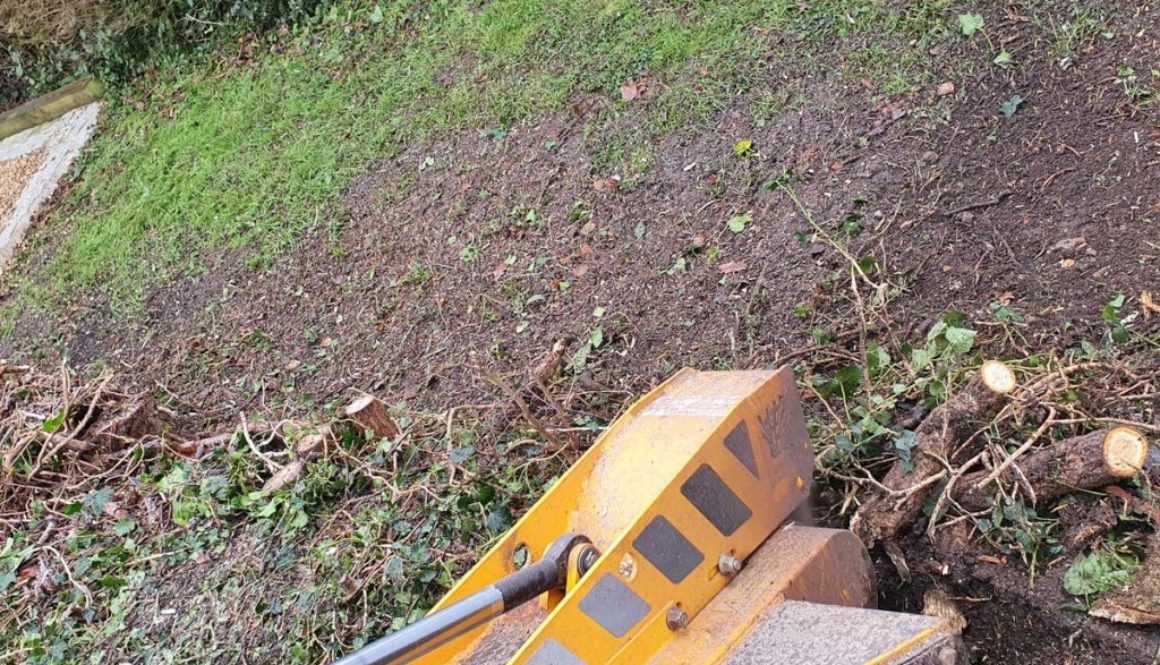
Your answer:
[335,368,966,665]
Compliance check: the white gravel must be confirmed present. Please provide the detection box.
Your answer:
[0,102,101,274]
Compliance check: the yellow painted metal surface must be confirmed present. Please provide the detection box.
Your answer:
[410,367,813,665]
[645,525,873,664]
[406,367,958,665]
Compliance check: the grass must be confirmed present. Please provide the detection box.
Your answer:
[15,0,955,313]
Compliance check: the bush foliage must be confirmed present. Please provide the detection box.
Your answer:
[0,0,329,109]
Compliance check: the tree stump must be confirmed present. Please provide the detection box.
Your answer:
[345,395,400,440]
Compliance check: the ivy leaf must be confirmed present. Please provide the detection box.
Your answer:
[449,446,475,463]
[958,13,985,36]
[943,326,977,355]
[43,408,66,434]
[589,327,604,349]
[485,505,513,533]
[727,214,752,233]
[1064,552,1136,596]
[84,488,114,516]
[894,430,920,473]
[568,344,591,372]
[867,345,891,375]
[1000,95,1024,118]
[911,347,933,371]
[816,364,863,400]
[115,519,137,536]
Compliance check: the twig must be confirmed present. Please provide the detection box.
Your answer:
[973,409,1057,491]
[941,190,1011,218]
[241,416,283,473]
[1039,168,1075,193]
[46,545,94,606]
[1052,417,1159,433]
[483,372,562,450]
[28,374,112,478]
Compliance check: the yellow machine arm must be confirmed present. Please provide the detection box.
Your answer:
[337,368,965,665]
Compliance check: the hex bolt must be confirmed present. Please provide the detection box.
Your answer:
[717,553,743,576]
[666,606,689,631]
[577,546,599,576]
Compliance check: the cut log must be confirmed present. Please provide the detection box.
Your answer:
[345,395,400,440]
[170,422,276,458]
[955,427,1148,512]
[852,360,1017,546]
[262,460,305,493]
[980,360,1017,394]
[296,428,335,460]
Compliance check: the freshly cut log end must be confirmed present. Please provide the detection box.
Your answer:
[980,360,1017,395]
[1103,427,1148,478]
[345,394,400,440]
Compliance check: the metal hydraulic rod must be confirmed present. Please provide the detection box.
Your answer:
[335,534,592,665]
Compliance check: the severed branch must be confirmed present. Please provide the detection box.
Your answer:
[852,360,1017,546]
[954,427,1149,513]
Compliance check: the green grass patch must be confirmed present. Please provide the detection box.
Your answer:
[28,0,952,311]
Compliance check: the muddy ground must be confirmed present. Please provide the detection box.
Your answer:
[2,1,1159,662]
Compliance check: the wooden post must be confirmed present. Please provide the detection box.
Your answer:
[0,76,104,141]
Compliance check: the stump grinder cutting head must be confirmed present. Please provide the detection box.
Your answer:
[337,368,966,665]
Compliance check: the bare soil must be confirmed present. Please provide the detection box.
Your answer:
[875,539,1159,664]
[2,2,1159,662]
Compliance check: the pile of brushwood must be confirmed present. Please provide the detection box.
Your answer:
[0,346,594,662]
[819,353,1160,626]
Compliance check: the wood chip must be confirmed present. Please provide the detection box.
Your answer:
[0,149,47,219]
[1048,236,1088,254]
[923,587,968,631]
[1142,291,1159,320]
